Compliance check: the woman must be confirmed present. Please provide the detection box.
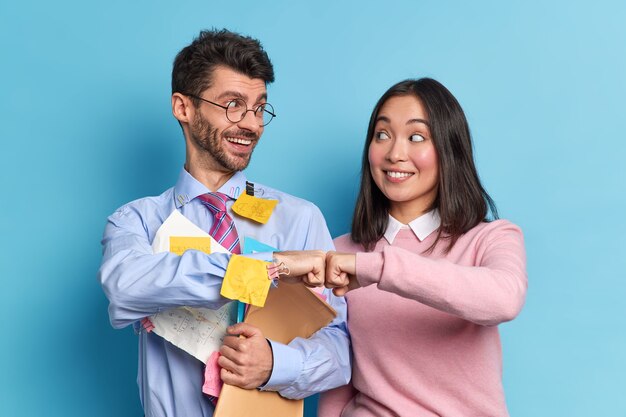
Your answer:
[318,78,527,416]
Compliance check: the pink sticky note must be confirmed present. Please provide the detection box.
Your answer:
[308,286,328,302]
[203,351,223,397]
[141,317,154,332]
[315,292,328,302]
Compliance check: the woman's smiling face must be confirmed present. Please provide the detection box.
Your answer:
[368,95,439,222]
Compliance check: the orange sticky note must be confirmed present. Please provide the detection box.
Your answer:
[232,193,278,224]
[221,255,272,307]
[169,236,213,256]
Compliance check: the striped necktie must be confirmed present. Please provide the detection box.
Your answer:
[198,192,240,406]
[198,192,241,254]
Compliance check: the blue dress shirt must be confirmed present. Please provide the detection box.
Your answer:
[99,169,351,417]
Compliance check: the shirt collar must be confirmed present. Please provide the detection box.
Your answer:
[383,210,441,244]
[173,168,248,208]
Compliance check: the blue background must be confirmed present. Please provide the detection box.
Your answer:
[1,1,625,416]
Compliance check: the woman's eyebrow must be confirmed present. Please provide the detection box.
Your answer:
[407,118,430,127]
[375,115,430,127]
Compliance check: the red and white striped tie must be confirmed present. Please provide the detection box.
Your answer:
[197,192,241,406]
[198,192,241,254]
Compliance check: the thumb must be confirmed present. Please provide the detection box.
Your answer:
[333,286,349,297]
[227,322,263,338]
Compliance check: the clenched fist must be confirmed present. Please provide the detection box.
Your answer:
[325,252,360,296]
[272,250,326,287]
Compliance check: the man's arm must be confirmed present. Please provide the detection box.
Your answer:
[255,206,352,398]
[98,205,236,328]
[217,250,329,389]
[217,284,351,398]
[262,290,351,399]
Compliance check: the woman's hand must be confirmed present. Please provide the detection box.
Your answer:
[325,252,360,296]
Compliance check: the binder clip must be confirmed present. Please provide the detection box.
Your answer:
[267,260,290,287]
[246,181,255,196]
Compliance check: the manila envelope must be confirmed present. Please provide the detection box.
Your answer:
[214,280,337,417]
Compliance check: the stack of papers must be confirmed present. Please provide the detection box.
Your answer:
[149,210,235,363]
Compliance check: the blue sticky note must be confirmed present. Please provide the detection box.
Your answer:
[237,302,246,324]
[242,236,277,254]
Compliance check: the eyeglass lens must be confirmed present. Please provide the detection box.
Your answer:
[226,99,274,126]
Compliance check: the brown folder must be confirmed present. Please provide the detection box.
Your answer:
[214,280,337,417]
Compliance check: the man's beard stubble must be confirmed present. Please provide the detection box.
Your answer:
[190,112,258,172]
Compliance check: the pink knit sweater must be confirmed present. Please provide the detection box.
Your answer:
[318,220,527,417]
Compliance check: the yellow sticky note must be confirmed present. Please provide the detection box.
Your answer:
[232,193,278,224]
[170,236,213,256]
[221,255,272,307]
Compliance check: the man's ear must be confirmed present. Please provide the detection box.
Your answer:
[172,93,193,124]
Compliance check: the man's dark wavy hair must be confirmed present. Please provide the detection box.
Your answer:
[172,29,275,106]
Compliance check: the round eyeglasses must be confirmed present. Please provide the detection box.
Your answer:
[187,94,276,126]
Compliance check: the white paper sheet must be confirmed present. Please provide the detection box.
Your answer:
[152,209,231,255]
[149,209,234,363]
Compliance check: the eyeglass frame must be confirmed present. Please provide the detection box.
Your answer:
[186,94,276,126]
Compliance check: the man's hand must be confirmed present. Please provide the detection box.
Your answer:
[272,250,326,287]
[325,251,360,296]
[218,323,273,390]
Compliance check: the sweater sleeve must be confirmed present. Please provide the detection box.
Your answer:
[318,383,357,417]
[356,221,527,326]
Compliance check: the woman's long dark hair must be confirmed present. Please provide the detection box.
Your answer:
[351,78,498,252]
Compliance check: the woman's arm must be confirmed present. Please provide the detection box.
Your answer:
[326,221,527,326]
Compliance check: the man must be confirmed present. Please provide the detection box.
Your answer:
[98,29,350,417]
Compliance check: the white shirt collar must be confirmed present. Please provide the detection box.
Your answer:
[383,210,441,244]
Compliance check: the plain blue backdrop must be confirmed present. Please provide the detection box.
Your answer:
[1,1,625,416]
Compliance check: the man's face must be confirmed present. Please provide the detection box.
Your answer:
[189,66,267,172]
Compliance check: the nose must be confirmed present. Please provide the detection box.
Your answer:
[237,109,262,133]
[386,138,408,163]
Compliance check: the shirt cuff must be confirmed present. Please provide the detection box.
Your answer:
[259,340,303,391]
[356,251,384,287]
